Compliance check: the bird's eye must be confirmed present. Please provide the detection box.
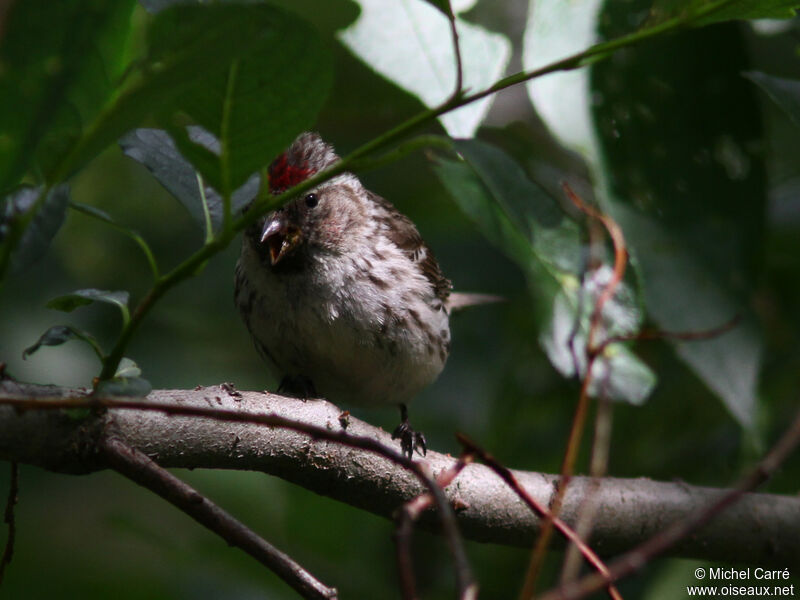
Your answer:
[304,193,319,208]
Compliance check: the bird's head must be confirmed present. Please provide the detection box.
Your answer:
[256,132,364,266]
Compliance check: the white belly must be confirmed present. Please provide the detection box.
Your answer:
[235,243,450,407]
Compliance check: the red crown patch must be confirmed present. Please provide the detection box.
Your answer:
[268,153,315,194]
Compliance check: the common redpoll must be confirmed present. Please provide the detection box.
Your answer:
[235,133,464,458]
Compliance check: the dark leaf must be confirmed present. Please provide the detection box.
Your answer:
[65,3,332,192]
[0,185,70,272]
[146,4,333,195]
[591,12,765,425]
[432,157,534,272]
[22,325,101,359]
[46,289,130,325]
[119,128,258,232]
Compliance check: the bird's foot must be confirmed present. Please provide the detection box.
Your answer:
[392,404,427,459]
[277,375,317,400]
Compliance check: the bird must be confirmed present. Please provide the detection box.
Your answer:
[234,132,490,458]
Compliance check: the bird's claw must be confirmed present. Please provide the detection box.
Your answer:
[392,421,427,459]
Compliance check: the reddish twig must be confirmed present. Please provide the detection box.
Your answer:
[395,453,475,600]
[562,183,627,356]
[521,185,630,600]
[560,395,613,583]
[457,435,622,600]
[595,314,742,356]
[538,408,800,600]
[0,394,476,599]
[102,437,338,599]
[0,462,18,586]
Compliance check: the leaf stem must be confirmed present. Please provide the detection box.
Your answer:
[196,173,214,244]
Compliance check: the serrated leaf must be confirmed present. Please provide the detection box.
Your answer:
[120,128,258,232]
[22,325,101,360]
[95,376,152,398]
[0,185,70,272]
[745,71,800,128]
[0,0,136,190]
[339,0,510,137]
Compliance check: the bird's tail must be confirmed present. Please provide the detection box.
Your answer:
[446,292,505,313]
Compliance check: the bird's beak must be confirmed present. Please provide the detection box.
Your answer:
[260,213,302,265]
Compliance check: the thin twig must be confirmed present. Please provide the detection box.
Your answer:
[596,315,742,356]
[560,396,613,583]
[520,185,629,600]
[445,0,464,103]
[562,183,627,356]
[394,453,474,600]
[1,394,476,599]
[0,461,19,586]
[538,408,800,600]
[102,437,337,599]
[457,435,622,600]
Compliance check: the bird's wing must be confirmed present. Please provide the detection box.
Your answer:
[367,190,452,303]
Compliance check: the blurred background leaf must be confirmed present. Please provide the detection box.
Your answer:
[339,0,511,137]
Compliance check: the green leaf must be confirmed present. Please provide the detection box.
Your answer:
[0,185,70,273]
[146,4,333,196]
[22,325,103,360]
[432,157,534,272]
[47,289,131,326]
[339,0,510,137]
[434,139,656,405]
[0,0,136,191]
[119,128,258,232]
[745,71,800,128]
[591,10,765,426]
[65,4,333,193]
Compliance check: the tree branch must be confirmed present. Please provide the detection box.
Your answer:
[0,381,797,568]
[101,436,338,600]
